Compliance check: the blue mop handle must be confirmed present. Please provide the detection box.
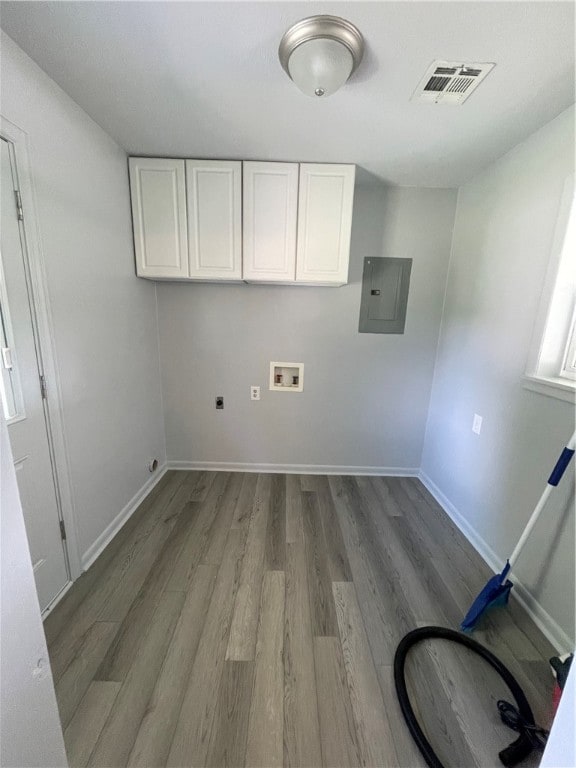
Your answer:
[507,430,575,571]
[548,443,576,486]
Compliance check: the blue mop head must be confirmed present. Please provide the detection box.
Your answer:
[461,564,513,632]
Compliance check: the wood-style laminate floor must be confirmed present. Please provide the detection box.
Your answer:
[44,471,555,768]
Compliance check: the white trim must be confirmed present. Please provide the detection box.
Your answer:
[0,116,82,579]
[523,374,576,404]
[560,304,576,379]
[419,470,574,654]
[81,464,167,571]
[41,579,73,620]
[168,460,419,476]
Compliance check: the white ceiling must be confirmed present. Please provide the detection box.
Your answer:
[1,1,574,187]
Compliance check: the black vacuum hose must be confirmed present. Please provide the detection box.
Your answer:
[394,626,538,768]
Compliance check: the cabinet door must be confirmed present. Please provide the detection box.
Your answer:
[242,162,298,282]
[296,164,356,285]
[186,160,242,280]
[129,158,188,279]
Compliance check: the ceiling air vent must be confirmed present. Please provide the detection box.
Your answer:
[412,60,495,105]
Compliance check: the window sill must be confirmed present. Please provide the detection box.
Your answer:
[523,374,576,404]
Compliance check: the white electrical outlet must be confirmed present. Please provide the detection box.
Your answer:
[472,414,483,435]
[251,386,260,401]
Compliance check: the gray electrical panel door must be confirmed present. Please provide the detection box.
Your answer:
[359,257,412,334]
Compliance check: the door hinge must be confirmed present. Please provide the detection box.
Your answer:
[40,374,47,399]
[59,520,67,540]
[14,190,24,221]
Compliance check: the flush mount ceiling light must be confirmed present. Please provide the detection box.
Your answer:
[278,15,364,98]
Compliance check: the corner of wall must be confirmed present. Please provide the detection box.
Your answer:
[418,468,574,653]
[419,184,462,471]
[154,281,168,466]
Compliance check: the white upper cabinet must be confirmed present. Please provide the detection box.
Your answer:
[242,162,299,282]
[128,157,355,285]
[129,157,188,279]
[296,164,356,285]
[186,160,242,280]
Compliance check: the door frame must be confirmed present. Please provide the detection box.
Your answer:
[1,116,82,596]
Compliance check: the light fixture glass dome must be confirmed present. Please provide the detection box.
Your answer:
[278,15,364,99]
[288,38,354,98]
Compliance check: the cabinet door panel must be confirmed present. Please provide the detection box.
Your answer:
[186,160,242,280]
[129,158,188,279]
[296,164,355,285]
[243,162,298,282]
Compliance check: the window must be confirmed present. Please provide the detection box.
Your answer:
[0,260,25,423]
[562,311,576,380]
[524,175,576,402]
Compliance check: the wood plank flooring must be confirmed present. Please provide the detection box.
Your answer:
[44,471,555,767]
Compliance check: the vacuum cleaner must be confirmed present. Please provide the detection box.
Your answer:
[394,433,575,766]
[394,627,550,768]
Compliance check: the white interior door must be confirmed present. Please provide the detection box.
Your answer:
[1,137,69,612]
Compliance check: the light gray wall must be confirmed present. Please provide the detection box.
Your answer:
[0,33,166,561]
[158,185,457,470]
[1,417,67,768]
[421,106,575,647]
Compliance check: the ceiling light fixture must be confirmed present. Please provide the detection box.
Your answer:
[278,15,364,98]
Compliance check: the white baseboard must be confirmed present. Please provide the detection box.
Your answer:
[41,579,74,620]
[77,456,571,652]
[81,464,167,571]
[167,460,419,476]
[419,470,573,654]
